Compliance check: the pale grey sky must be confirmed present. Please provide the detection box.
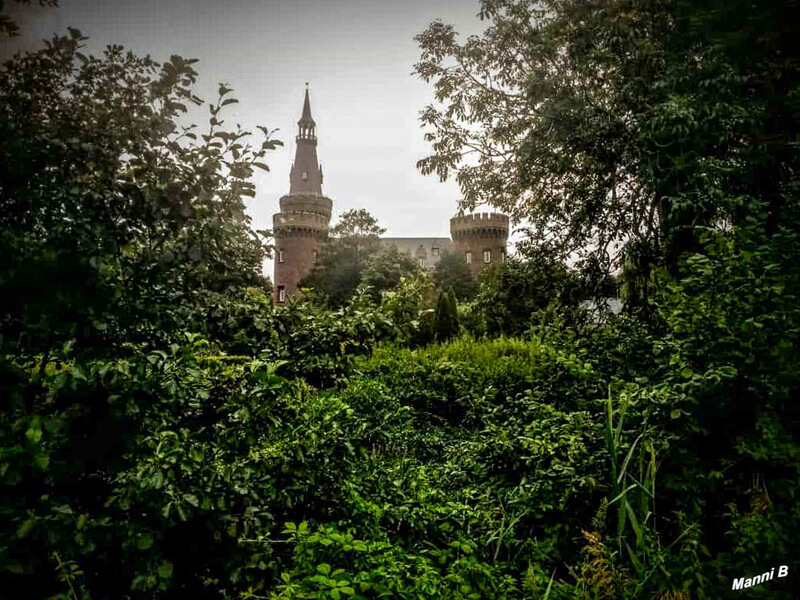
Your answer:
[2,0,503,278]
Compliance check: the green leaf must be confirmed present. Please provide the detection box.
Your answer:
[158,561,173,579]
[17,519,35,538]
[138,533,154,549]
[34,454,49,471]
[26,420,42,444]
[317,563,331,575]
[71,365,86,381]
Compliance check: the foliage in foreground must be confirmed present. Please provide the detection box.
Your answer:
[0,29,281,359]
[5,216,800,598]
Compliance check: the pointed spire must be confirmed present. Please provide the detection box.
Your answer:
[290,85,322,195]
[298,83,315,126]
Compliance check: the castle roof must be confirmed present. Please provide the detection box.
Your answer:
[381,237,454,268]
[381,237,453,246]
[289,85,323,195]
[298,85,316,126]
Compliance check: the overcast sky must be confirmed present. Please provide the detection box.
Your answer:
[1,0,500,277]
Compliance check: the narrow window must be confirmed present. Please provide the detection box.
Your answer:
[313,249,318,261]
[302,171,308,180]
[465,251,472,264]
[483,250,491,263]
[278,249,285,263]
[418,257,425,268]
[278,286,286,303]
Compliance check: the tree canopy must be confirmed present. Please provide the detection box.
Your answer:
[433,250,476,300]
[0,29,280,356]
[361,244,420,300]
[415,0,800,271]
[299,209,387,306]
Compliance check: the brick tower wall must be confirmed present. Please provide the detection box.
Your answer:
[450,212,510,279]
[273,194,332,303]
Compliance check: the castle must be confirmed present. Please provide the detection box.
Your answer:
[272,88,509,304]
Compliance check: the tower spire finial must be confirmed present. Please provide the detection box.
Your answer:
[299,84,315,126]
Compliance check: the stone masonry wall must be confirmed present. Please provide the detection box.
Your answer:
[450,213,509,279]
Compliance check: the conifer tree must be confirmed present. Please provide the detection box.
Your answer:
[434,287,459,342]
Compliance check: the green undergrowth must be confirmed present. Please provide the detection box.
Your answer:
[3,321,798,599]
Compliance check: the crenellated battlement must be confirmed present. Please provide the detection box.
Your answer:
[449,211,510,278]
[273,210,330,231]
[450,212,509,237]
[279,194,332,219]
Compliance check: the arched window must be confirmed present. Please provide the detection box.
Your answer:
[465,251,473,264]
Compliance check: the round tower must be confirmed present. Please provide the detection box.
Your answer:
[273,86,332,303]
[449,212,510,278]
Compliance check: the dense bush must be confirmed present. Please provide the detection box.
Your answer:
[4,254,799,598]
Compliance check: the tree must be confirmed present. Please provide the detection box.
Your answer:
[329,208,385,247]
[434,288,459,342]
[361,244,420,299]
[414,0,800,272]
[472,254,582,335]
[300,209,386,306]
[379,270,439,345]
[433,250,476,300]
[0,29,281,356]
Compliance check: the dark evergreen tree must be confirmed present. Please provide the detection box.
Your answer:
[434,288,459,342]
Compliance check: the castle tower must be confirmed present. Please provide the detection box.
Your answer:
[273,86,332,304]
[449,212,510,278]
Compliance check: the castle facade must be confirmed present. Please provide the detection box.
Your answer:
[272,89,509,304]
